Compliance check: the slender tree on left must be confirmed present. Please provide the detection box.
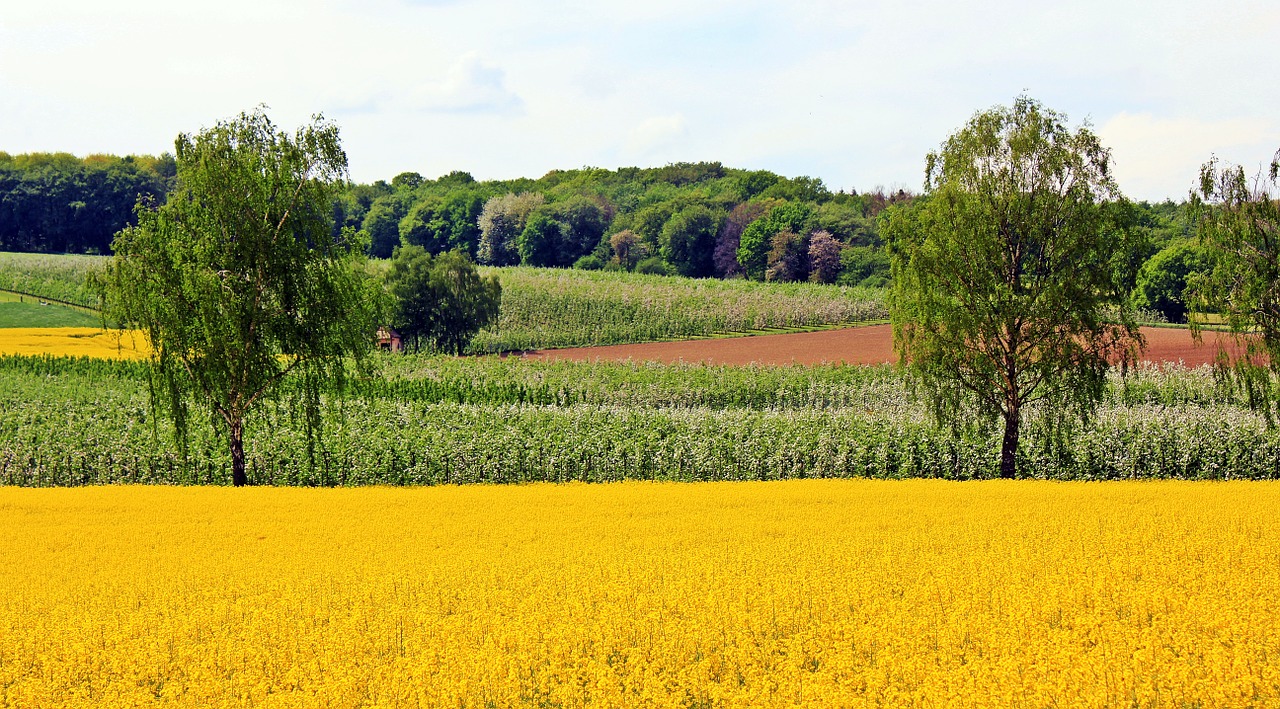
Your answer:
[103,108,380,486]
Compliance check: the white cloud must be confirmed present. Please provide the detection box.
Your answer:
[408,52,523,115]
[1098,112,1277,201]
[624,115,688,158]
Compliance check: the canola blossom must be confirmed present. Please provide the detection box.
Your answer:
[1,480,1277,708]
[0,328,147,359]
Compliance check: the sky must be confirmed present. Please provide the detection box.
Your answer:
[1,0,1276,202]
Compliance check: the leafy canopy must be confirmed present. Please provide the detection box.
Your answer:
[1191,148,1280,419]
[385,246,502,355]
[1131,240,1210,324]
[103,108,379,486]
[884,96,1143,478]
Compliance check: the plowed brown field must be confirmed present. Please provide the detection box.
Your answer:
[524,325,1247,367]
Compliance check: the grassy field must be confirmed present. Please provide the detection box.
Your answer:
[0,301,100,328]
[1,481,1275,708]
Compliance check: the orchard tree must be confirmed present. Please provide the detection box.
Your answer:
[807,230,842,284]
[884,96,1144,479]
[1191,148,1280,418]
[103,109,380,487]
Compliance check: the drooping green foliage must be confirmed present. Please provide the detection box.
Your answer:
[385,246,501,354]
[884,96,1145,479]
[1191,148,1280,420]
[101,109,380,486]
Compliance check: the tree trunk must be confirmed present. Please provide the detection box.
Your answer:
[999,408,1020,479]
[230,418,247,487]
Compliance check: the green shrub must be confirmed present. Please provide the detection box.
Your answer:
[1131,241,1211,323]
[634,257,673,276]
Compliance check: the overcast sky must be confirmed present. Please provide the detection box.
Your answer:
[2,0,1276,201]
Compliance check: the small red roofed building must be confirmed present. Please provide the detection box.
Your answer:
[376,327,402,353]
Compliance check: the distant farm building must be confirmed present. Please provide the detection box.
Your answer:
[376,327,402,353]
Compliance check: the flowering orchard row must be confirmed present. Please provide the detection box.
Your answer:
[467,266,887,351]
[0,354,1275,486]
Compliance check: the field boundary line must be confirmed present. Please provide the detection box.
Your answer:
[0,289,101,316]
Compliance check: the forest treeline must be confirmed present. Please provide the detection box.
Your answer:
[0,152,174,253]
[338,162,911,287]
[0,153,1200,312]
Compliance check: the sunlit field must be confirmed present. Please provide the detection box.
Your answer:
[2,480,1276,708]
[0,327,146,359]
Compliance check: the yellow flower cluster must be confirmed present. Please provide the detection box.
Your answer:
[0,327,147,359]
[0,480,1276,708]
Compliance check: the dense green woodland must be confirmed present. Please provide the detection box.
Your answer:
[0,152,173,253]
[0,153,1202,311]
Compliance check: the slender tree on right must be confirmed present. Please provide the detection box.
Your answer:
[1190,148,1280,419]
[883,96,1144,478]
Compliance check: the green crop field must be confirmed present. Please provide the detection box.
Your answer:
[2,254,1255,489]
[0,252,106,307]
[0,352,1270,486]
[466,266,887,351]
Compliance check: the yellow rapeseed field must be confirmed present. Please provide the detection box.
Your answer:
[0,480,1277,708]
[0,327,147,359]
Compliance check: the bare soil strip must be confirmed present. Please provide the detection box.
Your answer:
[524,324,1247,367]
